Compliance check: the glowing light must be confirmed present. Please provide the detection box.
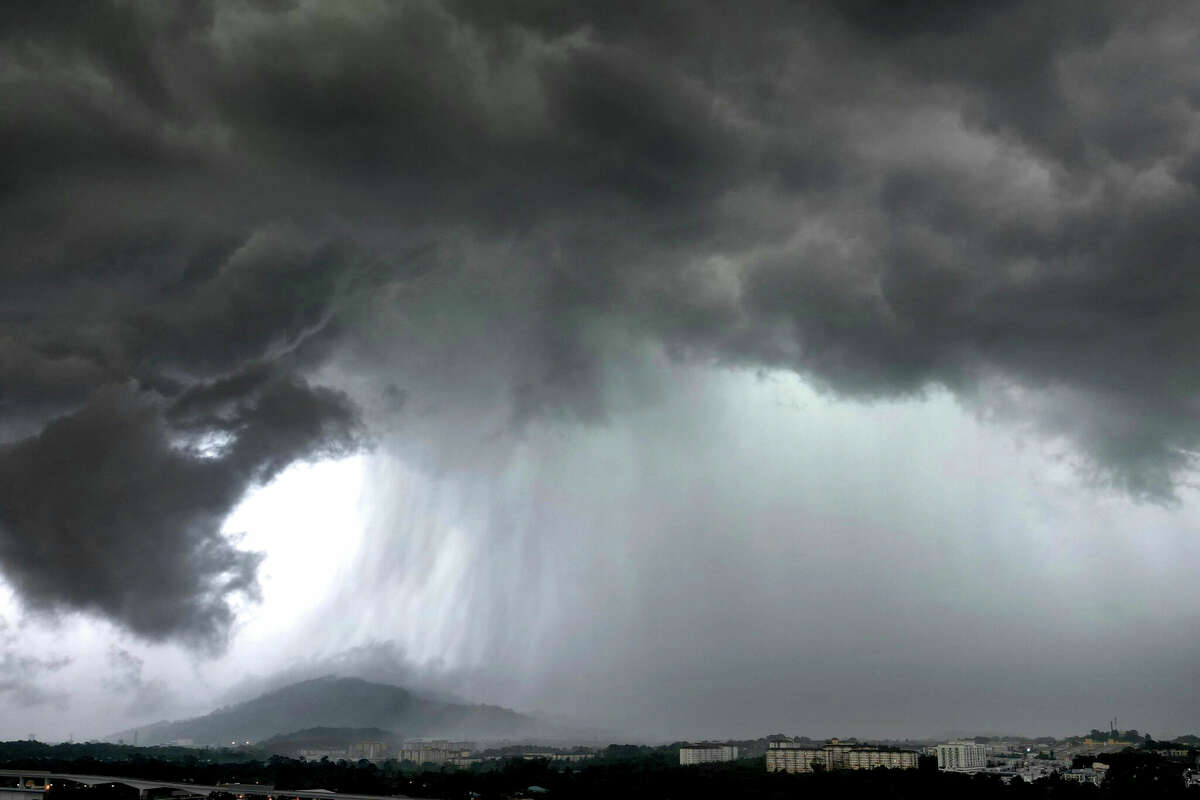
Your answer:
[222,454,367,622]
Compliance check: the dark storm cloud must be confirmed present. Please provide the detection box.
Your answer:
[2,0,1200,645]
[104,646,171,714]
[0,653,70,709]
[0,371,359,649]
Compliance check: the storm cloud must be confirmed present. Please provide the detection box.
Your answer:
[2,0,1200,655]
[0,369,359,648]
[0,617,71,709]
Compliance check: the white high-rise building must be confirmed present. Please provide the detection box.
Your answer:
[936,742,987,771]
[679,744,739,765]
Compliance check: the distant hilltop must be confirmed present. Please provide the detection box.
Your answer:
[108,676,543,747]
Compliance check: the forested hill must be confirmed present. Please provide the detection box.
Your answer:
[109,677,539,745]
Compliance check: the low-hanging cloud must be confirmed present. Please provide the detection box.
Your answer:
[104,646,172,715]
[0,617,71,709]
[2,0,1200,651]
[218,640,474,708]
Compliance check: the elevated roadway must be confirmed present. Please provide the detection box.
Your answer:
[0,771,429,800]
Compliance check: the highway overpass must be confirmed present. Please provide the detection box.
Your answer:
[0,771,430,800]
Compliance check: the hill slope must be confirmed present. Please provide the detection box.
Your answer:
[259,726,397,755]
[111,677,539,746]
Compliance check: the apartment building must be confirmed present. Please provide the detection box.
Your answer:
[935,742,987,771]
[679,744,740,765]
[766,739,919,773]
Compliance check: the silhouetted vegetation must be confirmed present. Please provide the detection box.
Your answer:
[0,741,267,764]
[1066,730,1149,744]
[2,741,1197,799]
[391,756,1200,800]
[43,785,137,800]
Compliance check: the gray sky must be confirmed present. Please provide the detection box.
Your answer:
[2,0,1200,742]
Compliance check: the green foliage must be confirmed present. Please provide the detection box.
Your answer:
[1086,728,1144,743]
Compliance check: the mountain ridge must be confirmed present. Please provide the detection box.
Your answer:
[108,676,540,746]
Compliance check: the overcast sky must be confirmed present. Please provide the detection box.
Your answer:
[2,0,1200,743]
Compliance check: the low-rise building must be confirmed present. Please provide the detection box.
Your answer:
[1156,748,1193,760]
[679,744,739,765]
[1062,768,1103,786]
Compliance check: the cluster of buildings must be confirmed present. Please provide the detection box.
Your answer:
[519,752,594,763]
[294,739,477,764]
[292,740,599,768]
[679,738,925,773]
[295,740,390,762]
[348,741,389,761]
[1062,764,1109,786]
[932,741,1078,784]
[289,730,1196,788]
[397,741,477,766]
[394,742,596,768]
[680,734,1150,785]
[765,739,920,773]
